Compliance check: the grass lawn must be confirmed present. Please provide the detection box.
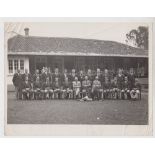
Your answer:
[7,92,148,124]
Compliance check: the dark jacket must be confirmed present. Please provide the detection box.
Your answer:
[117,74,125,89]
[12,73,23,88]
[41,82,53,90]
[33,82,41,89]
[22,81,32,89]
[63,81,72,89]
[128,74,135,89]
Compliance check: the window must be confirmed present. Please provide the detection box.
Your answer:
[14,60,18,72]
[8,59,25,74]
[8,60,13,73]
[20,60,24,71]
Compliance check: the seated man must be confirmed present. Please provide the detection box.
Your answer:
[70,69,77,82]
[130,78,141,100]
[78,70,85,84]
[110,77,118,99]
[73,76,81,99]
[22,77,32,100]
[82,76,91,98]
[33,77,41,100]
[92,76,102,100]
[62,77,73,99]
[122,76,130,100]
[41,77,53,99]
[53,77,61,99]
[103,75,110,99]
[87,69,94,82]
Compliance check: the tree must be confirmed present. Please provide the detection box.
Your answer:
[126,26,148,50]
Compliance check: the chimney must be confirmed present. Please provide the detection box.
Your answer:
[24,28,29,36]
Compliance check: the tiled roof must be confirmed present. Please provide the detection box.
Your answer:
[8,35,148,57]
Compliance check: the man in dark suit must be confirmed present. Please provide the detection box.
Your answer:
[61,69,69,83]
[33,76,42,100]
[22,69,32,82]
[22,77,32,100]
[12,69,23,99]
[53,77,62,99]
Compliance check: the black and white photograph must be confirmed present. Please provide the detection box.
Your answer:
[5,21,150,127]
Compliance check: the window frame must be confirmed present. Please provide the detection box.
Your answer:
[8,58,25,75]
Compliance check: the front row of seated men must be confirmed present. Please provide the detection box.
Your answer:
[21,73,141,101]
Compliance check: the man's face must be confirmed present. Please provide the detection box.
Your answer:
[75,77,78,81]
[17,70,20,74]
[135,78,139,83]
[25,69,28,74]
[105,69,108,74]
[97,68,100,73]
[36,77,39,82]
[65,77,68,82]
[88,69,91,74]
[125,77,128,81]
[46,78,49,83]
[105,78,109,84]
[64,69,67,73]
[55,78,58,82]
[36,70,39,74]
[55,68,59,73]
[80,70,83,74]
[114,77,117,83]
[85,76,88,80]
[118,69,122,74]
[130,69,134,75]
[72,69,75,73]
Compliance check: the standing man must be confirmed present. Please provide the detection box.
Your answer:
[82,76,91,98]
[62,76,73,99]
[87,69,94,83]
[12,69,23,99]
[122,76,130,100]
[78,70,85,84]
[92,76,102,100]
[53,77,61,99]
[53,68,61,82]
[103,69,111,99]
[117,68,125,99]
[70,69,77,83]
[128,68,136,91]
[33,69,40,82]
[22,77,32,100]
[73,76,81,99]
[33,76,41,100]
[61,69,69,83]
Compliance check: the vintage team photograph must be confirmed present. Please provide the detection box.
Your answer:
[5,21,149,125]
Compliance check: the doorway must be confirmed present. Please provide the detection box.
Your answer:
[35,56,47,73]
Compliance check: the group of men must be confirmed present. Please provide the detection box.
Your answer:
[12,67,141,101]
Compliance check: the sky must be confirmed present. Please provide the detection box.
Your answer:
[5,22,149,45]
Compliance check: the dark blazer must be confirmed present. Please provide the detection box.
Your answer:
[12,73,23,88]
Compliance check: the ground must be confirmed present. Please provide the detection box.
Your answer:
[7,92,148,125]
